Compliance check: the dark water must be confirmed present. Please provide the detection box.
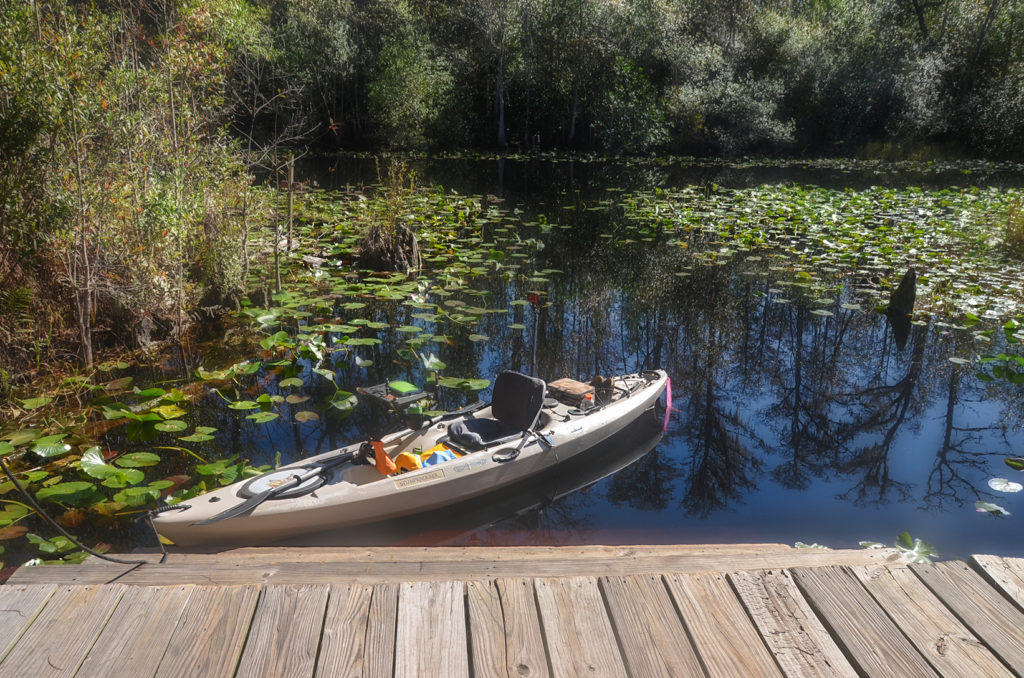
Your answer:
[114,157,1024,561]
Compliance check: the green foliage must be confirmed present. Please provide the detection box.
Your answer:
[368,31,453,149]
[1003,200,1024,259]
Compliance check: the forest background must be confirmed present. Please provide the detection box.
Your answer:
[2,0,1023,385]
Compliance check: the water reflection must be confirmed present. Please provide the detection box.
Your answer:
[139,158,1024,558]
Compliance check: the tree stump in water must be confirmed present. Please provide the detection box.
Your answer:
[357,223,422,273]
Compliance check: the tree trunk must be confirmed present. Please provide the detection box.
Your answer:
[497,52,507,150]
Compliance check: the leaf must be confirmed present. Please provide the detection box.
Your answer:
[152,404,187,419]
[468,334,489,342]
[116,452,160,468]
[279,377,304,388]
[246,412,279,423]
[3,429,40,446]
[285,394,310,405]
[154,420,188,432]
[80,446,115,479]
[0,525,29,540]
[19,396,52,410]
[976,501,1011,516]
[31,434,72,459]
[1005,457,1024,471]
[988,478,1023,493]
[294,411,319,423]
[396,325,422,333]
[228,400,259,410]
[894,533,938,564]
[0,442,12,457]
[103,377,133,391]
[133,387,167,399]
[179,433,214,443]
[859,541,886,550]
[437,377,491,391]
[328,391,357,412]
[36,481,100,506]
[354,356,374,368]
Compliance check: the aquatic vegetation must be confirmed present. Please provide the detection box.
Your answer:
[860,533,939,564]
[3,158,1024,570]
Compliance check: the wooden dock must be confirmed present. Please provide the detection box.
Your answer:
[1,545,1023,677]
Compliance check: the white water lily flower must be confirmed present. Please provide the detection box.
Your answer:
[988,478,1023,493]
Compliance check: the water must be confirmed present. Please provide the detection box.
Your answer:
[272,156,1024,558]
[48,155,1024,564]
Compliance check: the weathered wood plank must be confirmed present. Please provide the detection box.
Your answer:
[495,577,550,678]
[853,564,1012,677]
[730,570,857,678]
[363,583,399,678]
[913,560,1024,673]
[153,544,798,563]
[466,580,508,678]
[76,585,194,678]
[394,580,468,677]
[235,585,329,678]
[791,566,938,677]
[0,584,124,678]
[153,585,260,678]
[664,571,781,678]
[7,547,900,586]
[970,555,1024,613]
[600,574,704,678]
[0,584,55,665]
[534,576,627,678]
[316,583,374,678]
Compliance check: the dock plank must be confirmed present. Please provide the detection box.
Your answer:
[6,546,900,586]
[665,571,781,677]
[792,566,938,676]
[913,560,1024,673]
[730,569,857,678]
[495,578,550,678]
[853,564,1012,677]
[0,584,55,665]
[535,576,626,678]
[236,585,329,678]
[364,583,399,678]
[970,555,1024,613]
[600,574,703,677]
[466,580,508,677]
[316,583,374,678]
[76,585,194,678]
[394,580,468,677]
[0,584,124,678]
[153,585,259,678]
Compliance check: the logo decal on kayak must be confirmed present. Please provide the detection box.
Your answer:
[394,468,445,489]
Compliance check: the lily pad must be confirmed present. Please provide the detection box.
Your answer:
[294,411,320,423]
[116,452,161,467]
[246,412,279,423]
[31,435,72,459]
[279,377,304,388]
[36,481,101,506]
[154,420,188,433]
[988,478,1023,493]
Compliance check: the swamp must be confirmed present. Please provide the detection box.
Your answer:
[4,0,1024,574]
[2,154,1024,572]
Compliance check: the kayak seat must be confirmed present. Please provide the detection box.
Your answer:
[446,371,546,450]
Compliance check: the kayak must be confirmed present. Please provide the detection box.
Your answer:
[153,369,668,547]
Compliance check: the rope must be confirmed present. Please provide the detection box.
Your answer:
[0,453,148,566]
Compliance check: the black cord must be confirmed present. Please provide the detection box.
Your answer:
[0,453,147,566]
